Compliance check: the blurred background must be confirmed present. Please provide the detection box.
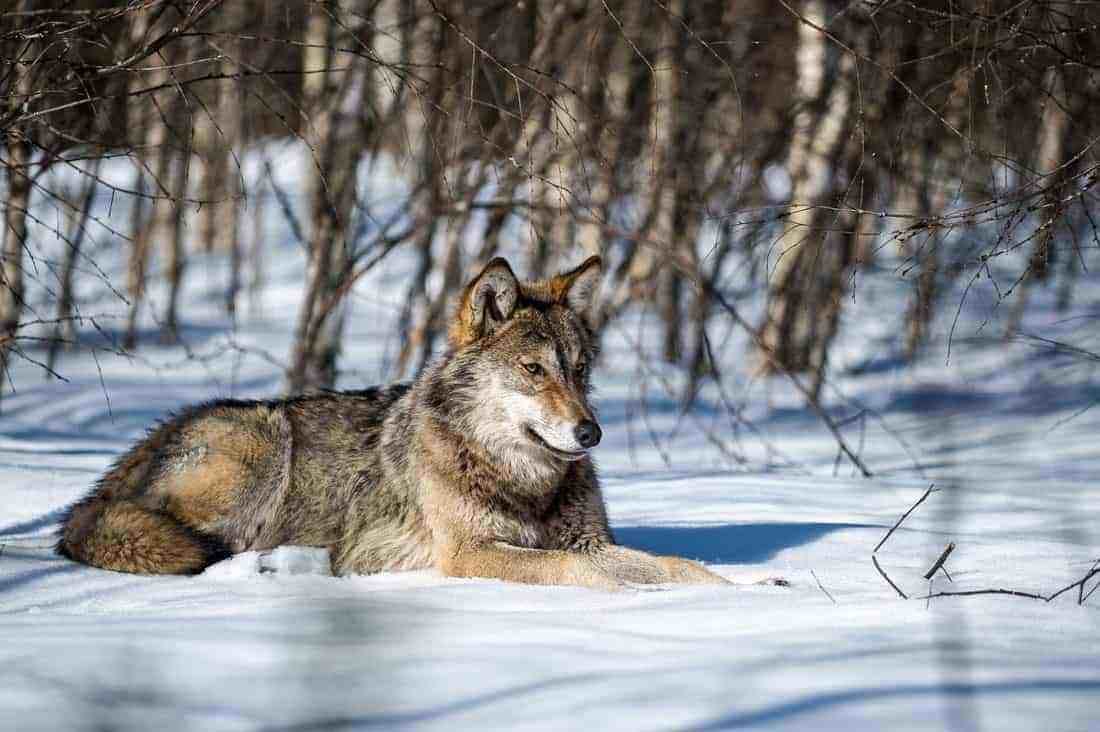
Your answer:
[3,0,1098,409]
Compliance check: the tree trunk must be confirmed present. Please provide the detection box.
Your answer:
[1005,67,1071,338]
[47,160,102,373]
[286,1,372,393]
[162,144,191,343]
[0,116,31,405]
[139,121,181,345]
[758,0,856,375]
[395,229,436,377]
[393,6,448,377]
[221,0,250,322]
[222,92,245,323]
[901,69,969,359]
[0,0,34,406]
[247,163,267,318]
[574,3,632,265]
[123,6,173,350]
[195,82,227,255]
[620,2,681,308]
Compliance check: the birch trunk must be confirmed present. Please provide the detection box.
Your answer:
[1005,67,1071,338]
[606,1,681,316]
[758,0,854,374]
[47,160,102,373]
[0,4,33,404]
[286,1,372,392]
[123,7,172,350]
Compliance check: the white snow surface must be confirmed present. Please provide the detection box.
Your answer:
[2,147,1099,730]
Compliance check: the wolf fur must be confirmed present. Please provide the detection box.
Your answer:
[58,257,734,588]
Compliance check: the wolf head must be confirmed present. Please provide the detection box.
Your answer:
[422,256,603,478]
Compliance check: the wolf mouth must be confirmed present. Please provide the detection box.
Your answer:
[524,426,588,461]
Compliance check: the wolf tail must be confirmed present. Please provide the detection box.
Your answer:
[57,497,228,575]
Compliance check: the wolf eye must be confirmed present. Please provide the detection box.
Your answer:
[523,362,544,377]
[575,361,588,377]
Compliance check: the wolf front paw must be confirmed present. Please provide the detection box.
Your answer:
[657,556,733,585]
[573,556,631,591]
[584,546,731,587]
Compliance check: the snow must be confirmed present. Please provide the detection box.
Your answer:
[2,147,1099,730]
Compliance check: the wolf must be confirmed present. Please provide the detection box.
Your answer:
[57,256,748,589]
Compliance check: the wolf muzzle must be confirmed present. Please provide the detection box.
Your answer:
[574,420,601,448]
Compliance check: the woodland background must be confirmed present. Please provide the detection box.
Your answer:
[1,0,1098,414]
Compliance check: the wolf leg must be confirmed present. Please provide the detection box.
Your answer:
[57,497,229,575]
[439,541,625,590]
[588,545,731,585]
[594,547,789,586]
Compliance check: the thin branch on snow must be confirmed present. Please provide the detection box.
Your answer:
[873,487,1099,606]
[872,555,908,600]
[1046,560,1100,605]
[874,484,937,554]
[810,569,837,605]
[917,588,1047,601]
[917,561,1100,605]
[923,542,956,581]
[700,282,874,478]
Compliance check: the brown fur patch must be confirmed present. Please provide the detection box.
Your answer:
[160,421,257,530]
[62,501,226,575]
[542,381,589,423]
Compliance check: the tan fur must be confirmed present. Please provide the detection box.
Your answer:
[158,425,248,530]
[61,500,218,575]
[57,257,765,590]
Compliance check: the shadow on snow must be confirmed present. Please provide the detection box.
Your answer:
[614,522,868,564]
[694,679,1100,729]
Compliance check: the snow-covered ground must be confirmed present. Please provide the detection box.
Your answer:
[1,147,1098,730]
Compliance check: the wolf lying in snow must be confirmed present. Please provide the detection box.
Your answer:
[59,257,766,589]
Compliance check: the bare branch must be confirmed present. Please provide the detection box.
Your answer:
[874,484,937,554]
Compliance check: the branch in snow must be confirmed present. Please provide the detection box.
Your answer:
[917,561,1100,605]
[874,484,937,554]
[810,569,837,605]
[923,542,956,581]
[872,555,908,600]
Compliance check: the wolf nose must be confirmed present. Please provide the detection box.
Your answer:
[574,420,602,448]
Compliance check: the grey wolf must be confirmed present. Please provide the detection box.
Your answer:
[57,257,748,589]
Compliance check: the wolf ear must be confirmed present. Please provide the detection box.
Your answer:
[450,257,520,347]
[551,256,603,326]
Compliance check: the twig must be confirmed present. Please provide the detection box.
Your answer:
[1077,561,1099,605]
[923,542,956,580]
[919,561,1100,605]
[702,284,874,477]
[872,489,1100,606]
[872,555,908,599]
[1046,560,1100,604]
[874,484,937,554]
[810,569,837,605]
[917,588,1046,601]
